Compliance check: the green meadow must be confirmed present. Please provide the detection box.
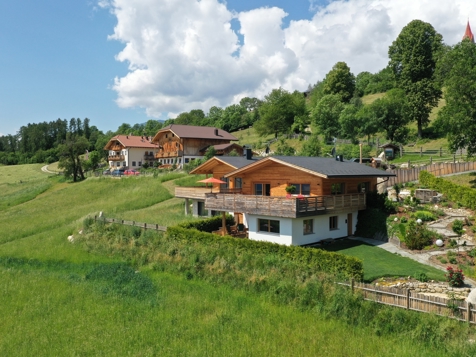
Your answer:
[0,164,475,356]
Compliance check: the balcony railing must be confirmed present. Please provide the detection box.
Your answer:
[175,186,242,200]
[108,155,125,161]
[144,154,156,160]
[204,193,366,218]
[155,150,184,158]
[110,146,123,151]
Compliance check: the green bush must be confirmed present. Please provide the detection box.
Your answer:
[404,220,433,250]
[415,272,429,282]
[420,171,476,210]
[178,214,235,232]
[412,211,436,222]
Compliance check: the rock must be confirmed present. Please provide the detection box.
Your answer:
[466,289,476,304]
[67,235,74,243]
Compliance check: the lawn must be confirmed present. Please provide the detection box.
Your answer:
[319,239,445,282]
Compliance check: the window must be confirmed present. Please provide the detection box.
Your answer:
[254,183,270,196]
[132,161,136,167]
[290,183,311,195]
[303,219,313,235]
[258,219,280,233]
[116,162,120,167]
[185,158,190,163]
[358,182,370,193]
[331,183,345,195]
[329,216,338,230]
[138,161,142,167]
[235,177,242,189]
[220,177,229,189]
[122,162,126,167]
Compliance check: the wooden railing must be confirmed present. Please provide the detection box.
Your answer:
[340,280,476,324]
[95,215,167,231]
[175,186,219,199]
[108,155,125,161]
[155,150,183,158]
[205,193,366,218]
[143,154,156,160]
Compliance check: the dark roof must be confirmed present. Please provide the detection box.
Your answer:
[156,124,237,141]
[214,156,261,169]
[225,156,396,178]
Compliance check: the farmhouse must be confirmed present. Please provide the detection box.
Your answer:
[177,152,396,246]
[151,124,240,168]
[104,135,159,169]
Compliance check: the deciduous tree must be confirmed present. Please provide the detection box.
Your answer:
[388,19,443,138]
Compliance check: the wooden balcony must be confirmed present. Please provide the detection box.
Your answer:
[175,187,242,200]
[110,145,123,151]
[108,154,125,161]
[144,154,156,160]
[204,193,367,218]
[155,150,184,158]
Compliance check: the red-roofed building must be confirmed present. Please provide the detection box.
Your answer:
[104,135,159,169]
[463,20,474,43]
[151,124,239,167]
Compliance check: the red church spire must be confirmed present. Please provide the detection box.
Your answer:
[463,20,474,43]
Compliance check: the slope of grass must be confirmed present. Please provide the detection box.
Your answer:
[1,165,475,356]
[320,239,445,282]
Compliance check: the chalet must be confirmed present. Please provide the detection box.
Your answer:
[176,152,396,246]
[151,124,240,167]
[104,135,159,169]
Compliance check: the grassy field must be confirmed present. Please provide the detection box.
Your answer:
[1,165,475,355]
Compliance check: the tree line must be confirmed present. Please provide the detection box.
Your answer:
[2,19,475,179]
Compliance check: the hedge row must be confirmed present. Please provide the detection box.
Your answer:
[167,226,363,280]
[177,214,235,232]
[420,171,476,210]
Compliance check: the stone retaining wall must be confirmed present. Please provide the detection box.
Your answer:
[377,281,471,298]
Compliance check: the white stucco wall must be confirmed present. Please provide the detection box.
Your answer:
[245,211,358,246]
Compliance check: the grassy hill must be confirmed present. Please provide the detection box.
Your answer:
[1,165,475,355]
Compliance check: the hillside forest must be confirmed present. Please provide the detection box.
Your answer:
[1,19,476,175]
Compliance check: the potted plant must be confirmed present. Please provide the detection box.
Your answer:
[285,185,296,196]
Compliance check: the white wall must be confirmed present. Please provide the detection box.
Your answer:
[245,211,358,246]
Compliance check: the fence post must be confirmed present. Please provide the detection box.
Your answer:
[132,221,135,226]
[95,215,97,221]
[406,289,410,310]
[408,160,411,168]
[439,147,442,157]
[454,155,456,164]
[467,302,471,323]
[430,156,432,165]
[420,146,422,158]
[351,278,355,293]
[144,223,147,230]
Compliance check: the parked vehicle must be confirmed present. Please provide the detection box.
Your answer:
[103,169,111,175]
[112,169,125,176]
[124,169,140,175]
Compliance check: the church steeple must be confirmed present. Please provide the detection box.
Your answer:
[463,20,474,43]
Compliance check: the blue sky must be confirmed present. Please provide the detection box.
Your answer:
[1,0,474,136]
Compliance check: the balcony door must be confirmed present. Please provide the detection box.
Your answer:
[254,183,270,196]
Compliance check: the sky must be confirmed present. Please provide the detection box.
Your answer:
[1,0,476,137]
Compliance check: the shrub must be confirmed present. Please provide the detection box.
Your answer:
[412,210,436,222]
[178,214,235,233]
[404,220,433,250]
[400,217,408,223]
[452,219,464,237]
[445,267,464,287]
[415,272,429,282]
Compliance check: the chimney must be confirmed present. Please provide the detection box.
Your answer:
[214,128,219,136]
[244,148,252,160]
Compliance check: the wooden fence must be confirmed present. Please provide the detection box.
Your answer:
[94,215,167,232]
[384,161,476,188]
[340,280,476,324]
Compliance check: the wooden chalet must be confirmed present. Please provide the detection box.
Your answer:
[104,135,159,169]
[176,152,396,246]
[151,124,239,167]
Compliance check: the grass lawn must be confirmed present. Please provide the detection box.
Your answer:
[319,239,445,282]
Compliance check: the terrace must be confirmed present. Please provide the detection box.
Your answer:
[108,154,125,161]
[175,187,366,218]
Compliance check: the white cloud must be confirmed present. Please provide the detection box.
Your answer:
[103,0,476,118]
